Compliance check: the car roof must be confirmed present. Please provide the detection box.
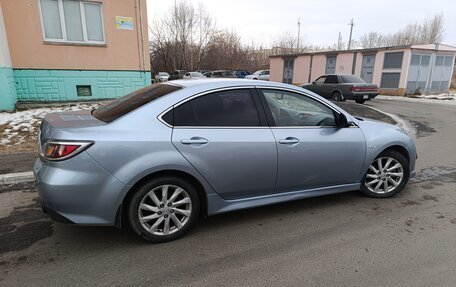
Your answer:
[166,78,292,89]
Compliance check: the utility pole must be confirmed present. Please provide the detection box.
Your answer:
[348,18,354,50]
[337,32,342,50]
[297,17,300,53]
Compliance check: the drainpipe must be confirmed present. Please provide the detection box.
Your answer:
[135,0,146,73]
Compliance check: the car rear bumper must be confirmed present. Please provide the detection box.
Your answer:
[33,152,131,226]
[351,92,378,101]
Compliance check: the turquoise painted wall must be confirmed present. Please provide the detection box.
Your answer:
[0,67,17,111]
[13,69,152,102]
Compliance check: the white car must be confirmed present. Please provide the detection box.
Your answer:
[183,72,205,79]
[155,72,170,82]
[245,70,270,81]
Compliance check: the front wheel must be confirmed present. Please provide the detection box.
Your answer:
[332,91,343,102]
[127,176,200,243]
[361,150,409,198]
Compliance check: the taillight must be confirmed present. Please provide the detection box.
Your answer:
[40,140,93,161]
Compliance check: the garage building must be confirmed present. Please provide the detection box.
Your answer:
[269,44,456,96]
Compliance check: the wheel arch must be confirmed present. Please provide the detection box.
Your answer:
[331,90,344,100]
[380,144,410,163]
[119,169,208,228]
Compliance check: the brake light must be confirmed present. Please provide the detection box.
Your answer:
[41,140,93,161]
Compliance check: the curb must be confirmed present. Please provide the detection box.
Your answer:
[0,171,34,185]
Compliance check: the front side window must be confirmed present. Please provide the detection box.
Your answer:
[261,89,336,127]
[40,0,105,44]
[174,89,261,127]
[314,76,326,84]
[324,75,338,84]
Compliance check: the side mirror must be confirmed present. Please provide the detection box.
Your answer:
[312,81,316,85]
[337,113,353,128]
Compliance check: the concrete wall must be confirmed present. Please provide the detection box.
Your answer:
[335,53,354,75]
[269,57,283,82]
[0,1,16,111]
[310,55,326,82]
[14,69,151,102]
[1,0,150,71]
[293,56,310,85]
[353,52,363,76]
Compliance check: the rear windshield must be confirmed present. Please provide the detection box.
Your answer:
[92,83,182,123]
[341,75,365,83]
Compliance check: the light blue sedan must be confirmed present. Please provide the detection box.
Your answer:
[34,79,416,242]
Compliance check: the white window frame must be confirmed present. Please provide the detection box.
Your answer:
[38,0,105,45]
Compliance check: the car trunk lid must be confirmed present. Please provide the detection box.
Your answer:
[40,110,106,145]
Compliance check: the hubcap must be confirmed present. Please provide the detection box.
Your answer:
[365,157,404,194]
[138,185,192,236]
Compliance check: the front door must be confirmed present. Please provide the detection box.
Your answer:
[171,88,277,200]
[258,88,366,193]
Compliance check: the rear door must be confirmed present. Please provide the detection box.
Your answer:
[171,88,277,200]
[258,88,366,193]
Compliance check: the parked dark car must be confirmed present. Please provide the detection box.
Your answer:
[301,74,378,104]
[206,70,237,78]
[234,70,251,78]
[169,70,189,80]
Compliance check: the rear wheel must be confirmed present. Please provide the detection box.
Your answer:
[361,150,409,198]
[332,91,343,102]
[127,176,200,243]
[355,99,365,104]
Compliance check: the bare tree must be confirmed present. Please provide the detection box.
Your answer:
[359,14,445,48]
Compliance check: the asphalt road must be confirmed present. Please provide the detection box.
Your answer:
[1,99,456,286]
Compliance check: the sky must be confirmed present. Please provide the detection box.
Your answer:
[146,0,456,48]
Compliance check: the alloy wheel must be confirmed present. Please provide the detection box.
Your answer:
[365,157,404,194]
[138,185,192,236]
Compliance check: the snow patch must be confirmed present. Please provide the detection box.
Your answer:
[0,103,101,147]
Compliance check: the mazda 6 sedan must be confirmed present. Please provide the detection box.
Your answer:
[34,79,416,242]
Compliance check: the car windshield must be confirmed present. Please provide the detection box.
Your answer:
[341,75,365,83]
[159,72,169,76]
[92,83,182,123]
[253,70,262,75]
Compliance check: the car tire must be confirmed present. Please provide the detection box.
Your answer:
[127,176,200,243]
[361,150,409,198]
[355,99,365,104]
[332,91,343,102]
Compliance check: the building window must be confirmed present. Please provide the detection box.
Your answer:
[380,73,401,89]
[76,85,92,96]
[39,0,104,44]
[383,52,403,69]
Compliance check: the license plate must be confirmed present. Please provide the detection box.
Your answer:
[363,95,369,99]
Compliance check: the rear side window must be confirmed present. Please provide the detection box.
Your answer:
[92,84,181,123]
[173,89,261,126]
[341,75,365,83]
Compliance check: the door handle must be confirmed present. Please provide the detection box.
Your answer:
[181,137,209,145]
[278,137,300,145]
